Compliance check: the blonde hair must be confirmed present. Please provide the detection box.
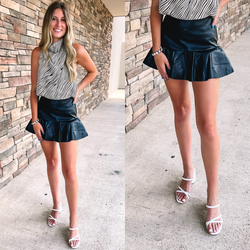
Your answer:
[39,1,76,82]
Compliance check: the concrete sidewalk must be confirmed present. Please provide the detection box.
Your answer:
[126,29,250,249]
[0,90,125,250]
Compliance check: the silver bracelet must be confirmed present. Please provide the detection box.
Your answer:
[31,119,39,125]
[152,47,163,57]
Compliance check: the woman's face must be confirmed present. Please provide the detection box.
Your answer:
[50,8,67,43]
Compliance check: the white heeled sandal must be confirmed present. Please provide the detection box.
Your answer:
[48,203,62,227]
[176,169,196,204]
[69,227,80,249]
[206,204,223,235]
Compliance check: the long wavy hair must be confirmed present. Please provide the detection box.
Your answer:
[39,1,76,82]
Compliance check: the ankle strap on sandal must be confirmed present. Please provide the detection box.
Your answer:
[182,177,193,181]
[206,203,220,209]
[69,227,78,230]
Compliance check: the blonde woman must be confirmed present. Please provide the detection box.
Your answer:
[26,1,97,248]
[144,0,233,235]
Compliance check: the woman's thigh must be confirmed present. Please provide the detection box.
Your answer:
[192,78,220,124]
[41,140,58,162]
[59,140,78,170]
[164,78,191,113]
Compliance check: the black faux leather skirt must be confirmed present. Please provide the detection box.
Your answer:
[143,15,234,81]
[25,97,88,142]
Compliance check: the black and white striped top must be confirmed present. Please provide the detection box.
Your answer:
[159,0,219,20]
[36,38,77,100]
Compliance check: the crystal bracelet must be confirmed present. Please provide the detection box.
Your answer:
[31,119,39,125]
[152,47,163,57]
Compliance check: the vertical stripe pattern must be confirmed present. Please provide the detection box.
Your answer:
[159,0,219,20]
[36,38,77,100]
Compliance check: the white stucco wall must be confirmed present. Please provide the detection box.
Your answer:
[108,16,125,96]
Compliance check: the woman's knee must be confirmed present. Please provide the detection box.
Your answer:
[197,120,217,139]
[62,168,77,182]
[46,157,59,170]
[174,103,191,122]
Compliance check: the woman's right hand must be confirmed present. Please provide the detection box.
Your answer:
[154,52,171,81]
[33,122,44,142]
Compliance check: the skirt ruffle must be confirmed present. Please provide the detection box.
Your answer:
[25,96,88,142]
[143,15,234,81]
[143,46,234,81]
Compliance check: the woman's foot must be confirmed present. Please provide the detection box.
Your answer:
[69,226,80,248]
[206,203,223,235]
[48,202,62,227]
[176,167,196,203]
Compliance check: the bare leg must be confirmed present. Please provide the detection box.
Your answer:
[165,78,195,202]
[192,79,222,234]
[59,140,79,248]
[41,140,60,226]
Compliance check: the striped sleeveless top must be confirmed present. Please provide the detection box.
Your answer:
[159,0,219,20]
[36,38,77,100]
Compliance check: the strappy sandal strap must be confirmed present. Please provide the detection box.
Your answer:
[182,177,193,181]
[48,214,58,222]
[206,203,220,209]
[69,235,80,242]
[176,186,191,199]
[206,215,223,228]
[69,227,78,230]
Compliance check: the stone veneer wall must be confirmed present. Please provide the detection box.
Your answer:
[125,0,250,132]
[0,0,113,188]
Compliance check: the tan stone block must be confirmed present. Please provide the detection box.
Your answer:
[0,34,8,40]
[125,31,137,51]
[20,109,31,117]
[1,155,14,168]
[0,6,10,14]
[0,138,14,154]
[133,105,147,119]
[140,81,154,95]
[0,66,8,71]
[3,159,18,177]
[21,71,31,76]
[14,149,25,159]
[1,0,20,11]
[130,19,141,31]
[2,71,20,77]
[8,32,21,42]
[17,55,31,65]
[136,50,149,62]
[0,57,17,64]
[16,99,23,107]
[27,30,40,39]
[137,33,152,46]
[11,108,21,121]
[27,23,35,31]
[126,91,140,106]
[0,107,3,116]
[9,76,31,86]
[3,97,16,103]
[0,88,16,100]
[125,105,133,126]
[27,2,37,11]
[18,50,26,55]
[139,68,154,80]
[28,0,40,6]
[130,73,154,94]
[125,2,130,16]
[20,5,35,18]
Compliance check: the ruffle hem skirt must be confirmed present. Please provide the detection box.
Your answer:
[25,97,88,142]
[143,15,234,81]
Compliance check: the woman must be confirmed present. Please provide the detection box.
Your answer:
[143,0,233,235]
[26,1,97,248]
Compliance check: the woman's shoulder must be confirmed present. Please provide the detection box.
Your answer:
[32,46,41,57]
[73,43,86,53]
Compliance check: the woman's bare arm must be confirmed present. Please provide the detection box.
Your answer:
[30,47,44,141]
[212,0,231,26]
[150,0,170,80]
[73,44,98,103]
